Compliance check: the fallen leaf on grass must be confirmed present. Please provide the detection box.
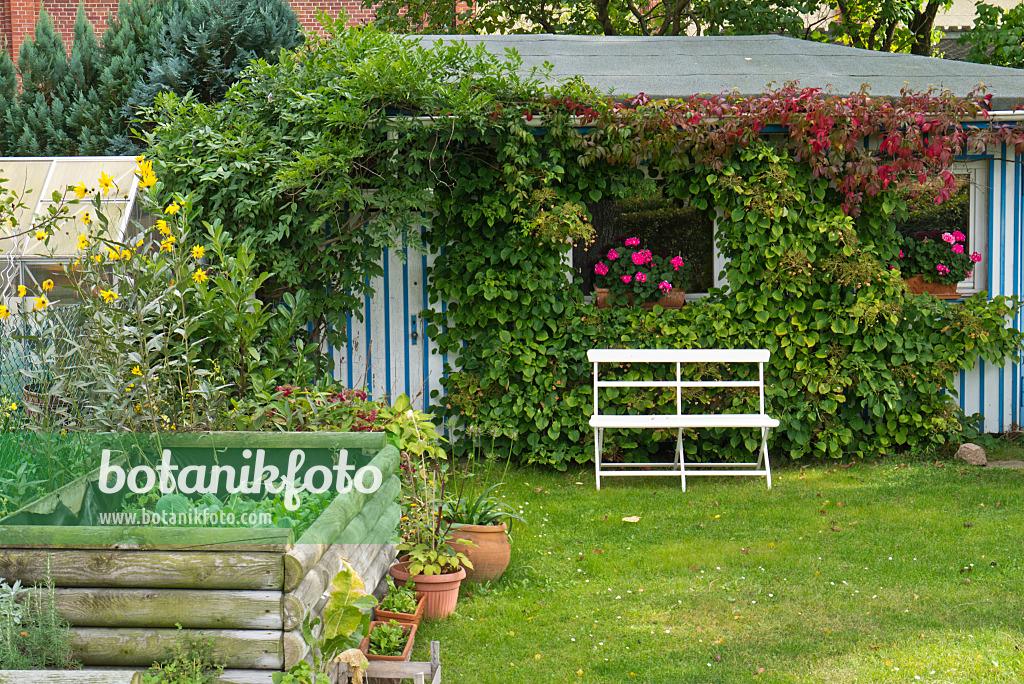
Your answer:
[741,548,750,554]
[622,516,641,523]
[756,667,766,675]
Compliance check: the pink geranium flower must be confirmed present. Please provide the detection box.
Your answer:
[936,264,950,275]
[941,233,955,244]
[624,237,640,247]
[952,230,966,242]
[970,252,982,263]
[607,248,619,261]
[594,262,609,275]
[621,274,632,284]
[670,256,685,270]
[899,250,904,258]
[635,272,647,283]
[659,280,672,293]
[631,249,652,266]
[951,244,964,254]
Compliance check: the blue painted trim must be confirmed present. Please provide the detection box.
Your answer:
[346,312,354,389]
[365,276,372,397]
[384,252,392,399]
[422,227,430,411]
[980,360,986,431]
[1000,145,1007,297]
[403,241,411,401]
[990,157,996,295]
[1011,156,1019,428]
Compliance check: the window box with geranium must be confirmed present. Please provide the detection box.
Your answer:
[899,229,982,299]
[593,237,690,308]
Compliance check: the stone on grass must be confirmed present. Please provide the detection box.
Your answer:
[955,443,987,467]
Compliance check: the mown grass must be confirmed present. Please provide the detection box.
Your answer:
[411,458,1024,683]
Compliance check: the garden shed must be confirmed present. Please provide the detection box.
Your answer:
[333,34,1024,434]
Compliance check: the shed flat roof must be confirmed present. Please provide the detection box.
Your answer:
[415,34,1024,109]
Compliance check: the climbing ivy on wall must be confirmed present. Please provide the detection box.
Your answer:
[144,24,1024,465]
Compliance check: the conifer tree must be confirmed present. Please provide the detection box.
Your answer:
[133,0,303,108]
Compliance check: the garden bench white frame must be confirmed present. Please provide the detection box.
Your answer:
[588,349,780,491]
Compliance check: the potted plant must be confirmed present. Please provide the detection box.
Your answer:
[593,236,690,308]
[359,619,417,662]
[374,577,425,625]
[899,229,981,298]
[443,483,525,583]
[391,433,473,619]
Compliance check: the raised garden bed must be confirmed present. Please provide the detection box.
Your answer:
[0,432,400,684]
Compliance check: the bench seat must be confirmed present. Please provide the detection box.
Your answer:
[590,413,780,429]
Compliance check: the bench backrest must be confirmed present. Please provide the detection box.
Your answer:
[587,348,771,416]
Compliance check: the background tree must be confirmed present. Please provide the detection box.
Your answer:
[959,1,1024,69]
[370,0,950,56]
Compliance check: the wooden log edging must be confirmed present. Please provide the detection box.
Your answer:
[0,549,284,590]
[69,627,284,669]
[27,587,284,630]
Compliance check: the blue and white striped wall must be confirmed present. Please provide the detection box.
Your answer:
[325,228,449,414]
[956,146,1022,433]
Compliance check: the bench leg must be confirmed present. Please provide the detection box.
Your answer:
[594,427,603,490]
[758,427,772,490]
[675,427,686,492]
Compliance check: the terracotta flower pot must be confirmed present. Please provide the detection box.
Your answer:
[594,287,687,309]
[388,561,465,619]
[359,620,417,661]
[446,522,511,583]
[904,275,960,299]
[374,594,425,626]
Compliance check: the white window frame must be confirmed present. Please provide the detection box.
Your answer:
[952,160,988,295]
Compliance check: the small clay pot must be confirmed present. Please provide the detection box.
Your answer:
[446,522,511,583]
[388,561,465,619]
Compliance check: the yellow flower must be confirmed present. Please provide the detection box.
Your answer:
[99,289,118,303]
[108,247,120,260]
[7,403,15,411]
[192,268,208,284]
[136,159,157,189]
[72,182,88,200]
[16,285,25,297]
[136,238,144,247]
[41,279,54,292]
[98,172,115,196]
[0,305,8,320]
[191,245,205,259]
[156,220,170,236]
[76,234,90,250]
[126,383,134,392]
[121,248,133,260]
[131,365,143,376]
[161,235,176,252]
[92,254,103,263]
[164,203,180,215]
[33,296,49,311]
[34,229,48,240]
[81,211,92,225]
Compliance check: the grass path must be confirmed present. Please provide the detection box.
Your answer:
[411,460,1024,683]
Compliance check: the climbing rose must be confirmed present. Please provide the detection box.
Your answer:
[670,256,685,270]
[952,230,966,242]
[607,248,619,261]
[659,280,672,293]
[635,272,647,283]
[970,252,982,263]
[621,274,632,284]
[594,262,609,275]
[624,237,640,247]
[936,264,950,275]
[941,232,955,244]
[951,244,964,254]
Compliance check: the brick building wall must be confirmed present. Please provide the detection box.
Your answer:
[2,0,373,63]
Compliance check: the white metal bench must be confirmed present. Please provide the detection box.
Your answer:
[588,349,780,491]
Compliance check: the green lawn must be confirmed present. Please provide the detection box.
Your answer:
[411,459,1024,683]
